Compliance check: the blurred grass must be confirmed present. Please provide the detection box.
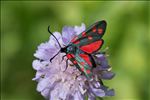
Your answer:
[1,1,149,100]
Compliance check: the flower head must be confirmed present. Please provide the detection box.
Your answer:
[32,23,115,100]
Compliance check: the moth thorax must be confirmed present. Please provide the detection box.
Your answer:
[67,46,76,53]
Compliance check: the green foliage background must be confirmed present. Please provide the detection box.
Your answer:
[1,1,149,100]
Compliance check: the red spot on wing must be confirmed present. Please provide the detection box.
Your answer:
[66,54,72,59]
[88,36,93,40]
[66,54,75,59]
[86,70,91,74]
[81,67,84,72]
[82,32,86,37]
[92,28,96,32]
[80,62,85,66]
[74,40,80,44]
[71,36,80,44]
[80,40,103,54]
[71,36,78,43]
[71,54,75,58]
[98,28,103,34]
[79,54,92,66]
[73,60,77,64]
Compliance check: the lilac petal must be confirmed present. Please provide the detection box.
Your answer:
[74,23,86,35]
[96,54,106,61]
[32,71,43,81]
[93,81,101,88]
[50,89,59,100]
[32,60,49,70]
[62,26,76,45]
[32,61,50,81]
[92,88,105,97]
[46,79,63,99]
[74,91,84,100]
[88,93,96,100]
[66,95,74,100]
[34,42,58,61]
[79,85,87,95]
[65,66,76,74]
[101,61,109,68]
[77,76,87,81]
[50,78,76,100]
[100,71,115,80]
[57,82,72,100]
[96,55,108,66]
[100,85,115,96]
[37,77,50,92]
[90,84,105,97]
[50,83,69,100]
[95,54,111,71]
[41,88,50,99]
[32,60,42,70]
[58,89,69,100]
[96,65,110,71]
[105,89,115,96]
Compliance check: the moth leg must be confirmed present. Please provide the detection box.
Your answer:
[61,55,66,63]
[63,58,69,72]
[66,59,69,68]
[50,51,60,62]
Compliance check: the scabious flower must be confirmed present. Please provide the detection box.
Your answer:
[32,23,115,100]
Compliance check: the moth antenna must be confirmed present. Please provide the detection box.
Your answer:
[48,25,62,63]
[50,51,60,62]
[48,25,62,48]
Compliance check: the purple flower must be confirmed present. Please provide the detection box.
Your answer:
[32,23,115,100]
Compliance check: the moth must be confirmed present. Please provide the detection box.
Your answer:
[48,20,107,79]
